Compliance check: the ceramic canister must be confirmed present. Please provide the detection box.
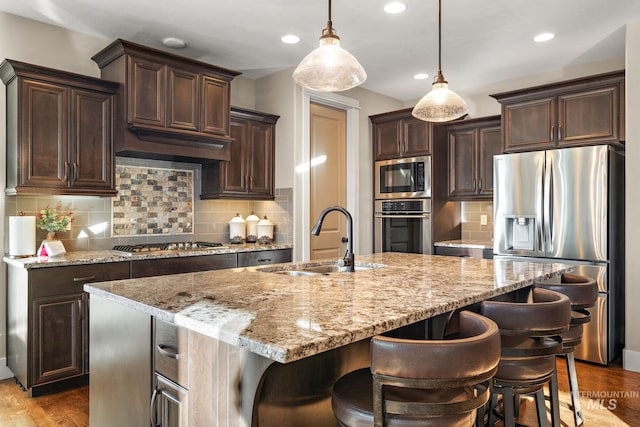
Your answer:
[245,213,260,243]
[257,216,274,244]
[229,213,246,244]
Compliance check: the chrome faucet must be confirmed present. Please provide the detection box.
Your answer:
[311,206,354,272]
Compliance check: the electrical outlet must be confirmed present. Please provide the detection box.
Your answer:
[480,214,488,226]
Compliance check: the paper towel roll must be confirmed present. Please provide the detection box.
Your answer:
[9,216,36,257]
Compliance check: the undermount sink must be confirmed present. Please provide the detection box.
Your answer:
[257,261,385,276]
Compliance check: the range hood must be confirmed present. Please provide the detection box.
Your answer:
[92,39,241,162]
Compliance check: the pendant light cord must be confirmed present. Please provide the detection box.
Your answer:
[438,0,442,74]
[328,0,333,29]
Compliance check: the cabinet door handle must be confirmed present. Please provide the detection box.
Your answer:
[245,175,249,191]
[478,178,482,191]
[257,258,272,263]
[150,388,159,427]
[550,125,555,142]
[78,299,82,321]
[157,343,180,360]
[558,125,562,141]
[73,162,78,181]
[473,178,476,192]
[63,162,69,181]
[73,275,97,283]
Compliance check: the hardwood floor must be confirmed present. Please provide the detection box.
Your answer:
[0,357,639,426]
[0,379,88,426]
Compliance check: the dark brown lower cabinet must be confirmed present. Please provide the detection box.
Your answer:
[6,262,130,396]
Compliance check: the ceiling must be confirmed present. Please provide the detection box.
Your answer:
[1,0,640,101]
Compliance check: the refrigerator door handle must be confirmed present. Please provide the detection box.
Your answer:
[543,157,553,253]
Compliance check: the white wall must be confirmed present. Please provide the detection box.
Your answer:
[0,11,111,379]
[624,21,640,373]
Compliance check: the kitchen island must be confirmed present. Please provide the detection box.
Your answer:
[85,253,569,427]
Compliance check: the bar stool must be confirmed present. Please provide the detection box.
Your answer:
[481,287,571,427]
[537,273,598,426]
[331,310,501,427]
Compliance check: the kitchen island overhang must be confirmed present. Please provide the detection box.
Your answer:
[85,253,570,427]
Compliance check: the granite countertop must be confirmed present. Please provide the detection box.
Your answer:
[3,243,293,269]
[434,239,494,250]
[84,252,568,364]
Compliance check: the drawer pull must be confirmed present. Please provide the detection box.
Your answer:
[257,258,272,263]
[157,344,180,360]
[73,275,97,282]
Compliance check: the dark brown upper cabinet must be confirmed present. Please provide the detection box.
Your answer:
[446,116,501,200]
[0,60,119,196]
[370,108,431,161]
[201,107,279,200]
[92,39,240,162]
[491,71,625,152]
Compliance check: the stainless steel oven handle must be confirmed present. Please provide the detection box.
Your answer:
[374,214,430,218]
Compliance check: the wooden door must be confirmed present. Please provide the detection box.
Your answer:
[247,121,274,196]
[310,103,347,260]
[201,74,230,136]
[447,128,477,198]
[557,85,621,146]
[167,66,199,132]
[402,117,431,157]
[32,294,84,385]
[478,125,502,198]
[221,118,249,194]
[503,97,556,152]
[19,79,69,190]
[127,56,165,126]
[373,120,401,160]
[70,88,114,191]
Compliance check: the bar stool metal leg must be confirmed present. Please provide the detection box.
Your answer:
[549,365,561,427]
[567,352,584,426]
[535,388,549,427]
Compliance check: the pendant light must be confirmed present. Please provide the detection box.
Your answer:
[412,0,468,122]
[292,0,367,92]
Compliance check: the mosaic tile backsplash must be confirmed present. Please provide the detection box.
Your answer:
[112,166,194,236]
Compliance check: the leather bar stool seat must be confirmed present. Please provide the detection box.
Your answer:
[331,310,501,427]
[536,273,598,426]
[481,287,571,427]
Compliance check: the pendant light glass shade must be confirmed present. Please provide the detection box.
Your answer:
[412,73,468,122]
[412,0,468,122]
[292,0,366,92]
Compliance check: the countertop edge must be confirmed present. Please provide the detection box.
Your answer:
[3,243,293,269]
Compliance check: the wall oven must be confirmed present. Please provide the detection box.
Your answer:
[375,156,431,199]
[374,199,432,254]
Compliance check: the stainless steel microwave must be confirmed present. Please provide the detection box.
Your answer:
[375,156,431,199]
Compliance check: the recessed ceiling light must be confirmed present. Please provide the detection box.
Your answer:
[384,2,407,14]
[161,37,187,49]
[533,32,555,43]
[281,34,300,44]
[414,73,429,80]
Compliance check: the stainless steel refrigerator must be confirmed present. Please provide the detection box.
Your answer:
[493,145,624,364]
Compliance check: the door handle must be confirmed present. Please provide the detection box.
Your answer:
[73,162,78,181]
[478,178,482,192]
[558,125,563,142]
[63,161,69,181]
[550,126,555,142]
[150,388,159,427]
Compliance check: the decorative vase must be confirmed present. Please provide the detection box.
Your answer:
[46,232,57,240]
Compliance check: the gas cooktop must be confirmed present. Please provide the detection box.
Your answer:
[111,241,228,256]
